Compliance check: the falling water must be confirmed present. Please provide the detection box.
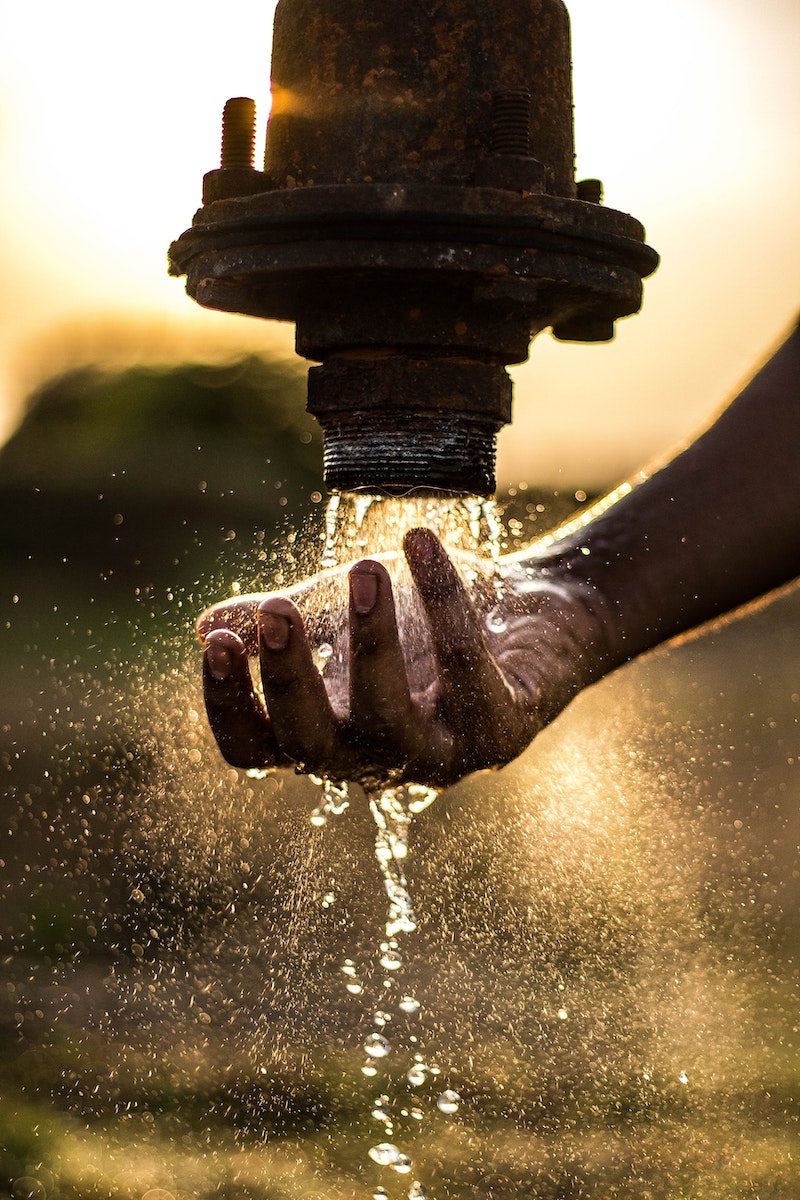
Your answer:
[7,473,800,1198]
[306,490,502,1198]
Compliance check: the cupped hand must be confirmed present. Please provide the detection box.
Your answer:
[197,528,616,788]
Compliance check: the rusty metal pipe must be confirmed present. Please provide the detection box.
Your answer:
[169,0,658,495]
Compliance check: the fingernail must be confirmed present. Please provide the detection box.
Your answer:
[350,568,378,615]
[261,612,290,651]
[206,640,233,681]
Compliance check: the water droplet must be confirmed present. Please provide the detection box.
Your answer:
[317,641,333,660]
[346,981,363,995]
[408,1184,428,1199]
[437,1089,460,1114]
[410,1106,424,1121]
[365,1033,392,1058]
[392,1154,413,1175]
[373,1010,392,1027]
[407,785,438,813]
[362,1063,378,1077]
[310,807,327,827]
[678,1070,689,1085]
[321,891,335,908]
[341,959,357,976]
[557,1008,568,1021]
[369,1143,401,1166]
[407,1064,428,1087]
[130,888,145,903]
[485,607,507,634]
[321,492,341,569]
[380,949,402,971]
[399,995,420,1014]
[372,1190,389,1200]
[388,913,417,936]
[358,494,378,523]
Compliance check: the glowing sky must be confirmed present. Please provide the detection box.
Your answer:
[1,0,798,487]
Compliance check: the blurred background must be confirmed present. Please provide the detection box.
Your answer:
[0,0,798,486]
[1,2,799,1198]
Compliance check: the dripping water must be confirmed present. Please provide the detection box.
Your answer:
[306,490,496,1198]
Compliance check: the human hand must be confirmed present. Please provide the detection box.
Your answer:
[197,528,617,788]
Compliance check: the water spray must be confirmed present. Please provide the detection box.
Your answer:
[169,11,659,1192]
[168,0,658,496]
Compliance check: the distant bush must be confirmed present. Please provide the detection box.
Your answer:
[0,356,322,595]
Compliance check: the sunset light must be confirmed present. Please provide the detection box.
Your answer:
[2,5,799,1195]
[1,0,798,485]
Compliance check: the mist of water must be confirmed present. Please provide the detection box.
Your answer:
[2,489,800,1199]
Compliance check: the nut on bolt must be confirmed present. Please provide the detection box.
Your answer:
[474,89,546,194]
[576,178,604,204]
[552,314,616,342]
[169,0,659,495]
[202,97,272,205]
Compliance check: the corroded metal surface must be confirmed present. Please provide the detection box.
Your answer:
[266,0,575,195]
[169,0,658,494]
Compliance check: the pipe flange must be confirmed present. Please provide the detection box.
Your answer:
[169,183,658,360]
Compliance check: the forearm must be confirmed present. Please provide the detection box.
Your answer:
[528,320,800,668]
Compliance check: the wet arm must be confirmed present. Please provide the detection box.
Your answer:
[527,319,800,668]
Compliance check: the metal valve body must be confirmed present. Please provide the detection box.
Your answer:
[169,0,658,495]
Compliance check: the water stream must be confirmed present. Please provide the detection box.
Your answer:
[4,484,800,1198]
[306,491,504,1198]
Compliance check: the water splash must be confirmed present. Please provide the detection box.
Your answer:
[321,491,341,569]
[310,490,502,1198]
[369,785,437,938]
[460,494,505,598]
[9,435,800,1200]
[319,488,506,568]
[307,775,350,827]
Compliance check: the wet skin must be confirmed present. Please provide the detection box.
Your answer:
[197,527,612,788]
[198,321,800,788]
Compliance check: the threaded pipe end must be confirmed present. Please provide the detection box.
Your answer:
[307,357,511,493]
[319,411,499,495]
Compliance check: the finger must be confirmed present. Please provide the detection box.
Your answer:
[202,629,285,768]
[197,594,264,654]
[347,560,416,752]
[403,527,516,726]
[258,597,343,770]
[196,575,347,654]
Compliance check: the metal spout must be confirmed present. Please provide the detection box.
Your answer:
[308,357,512,495]
[169,0,658,495]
